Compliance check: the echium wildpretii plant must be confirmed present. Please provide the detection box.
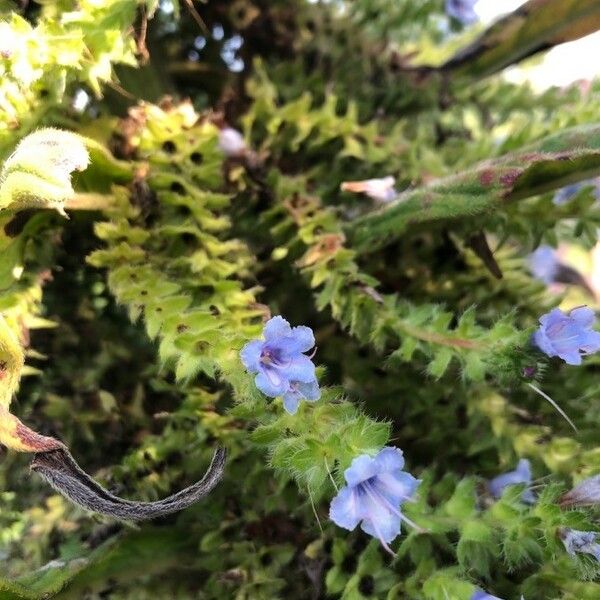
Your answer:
[2,1,600,598]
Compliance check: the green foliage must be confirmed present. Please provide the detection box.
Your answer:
[1,1,600,599]
[0,1,141,156]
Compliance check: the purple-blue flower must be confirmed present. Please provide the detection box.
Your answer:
[471,591,504,600]
[241,316,320,413]
[529,245,559,285]
[559,528,600,562]
[533,306,600,365]
[446,0,479,25]
[329,447,420,554]
[553,183,583,205]
[488,459,535,504]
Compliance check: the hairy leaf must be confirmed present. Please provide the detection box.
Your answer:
[443,0,600,79]
[347,123,600,252]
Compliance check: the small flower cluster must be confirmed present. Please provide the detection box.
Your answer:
[241,316,320,415]
[241,317,421,552]
[241,316,600,562]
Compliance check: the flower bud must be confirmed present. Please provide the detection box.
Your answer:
[559,474,600,508]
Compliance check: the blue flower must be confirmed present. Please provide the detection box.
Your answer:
[559,528,600,562]
[241,316,320,413]
[471,591,504,600]
[553,183,583,205]
[283,380,320,415]
[329,447,420,554]
[488,459,535,504]
[553,179,600,205]
[534,306,600,365]
[446,0,479,25]
[529,245,559,285]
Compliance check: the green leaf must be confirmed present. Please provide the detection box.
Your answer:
[0,527,197,599]
[422,568,475,600]
[442,0,600,80]
[0,129,89,215]
[250,422,282,445]
[57,528,197,597]
[0,235,24,290]
[444,478,477,519]
[326,566,349,596]
[347,123,600,253]
[427,347,454,378]
[456,520,498,579]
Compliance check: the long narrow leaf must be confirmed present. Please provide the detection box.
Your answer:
[443,0,600,79]
[347,123,600,253]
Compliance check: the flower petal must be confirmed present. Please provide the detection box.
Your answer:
[287,325,316,353]
[329,486,363,531]
[281,381,319,414]
[240,340,264,372]
[515,459,531,480]
[489,460,531,499]
[263,316,292,341]
[521,488,537,505]
[554,183,582,205]
[255,368,289,397]
[282,391,301,415]
[515,460,535,504]
[446,0,478,25]
[375,472,420,503]
[581,330,600,354]
[488,475,512,498]
[359,489,401,542]
[296,379,320,401]
[277,354,316,383]
[539,308,564,327]
[570,306,595,328]
[360,514,401,543]
[529,246,558,284]
[345,454,379,486]
[559,350,582,366]
[560,474,600,507]
[533,329,556,357]
[560,528,600,561]
[373,447,405,474]
[471,592,504,600]
[549,323,582,354]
